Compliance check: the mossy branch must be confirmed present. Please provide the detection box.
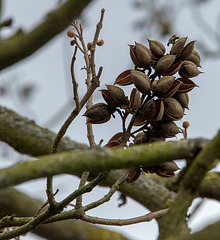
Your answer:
[0,0,93,70]
[158,130,220,240]
[0,138,208,190]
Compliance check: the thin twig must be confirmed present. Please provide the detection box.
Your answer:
[51,66,103,153]
[83,170,127,212]
[71,46,80,110]
[81,208,169,226]
[90,8,105,78]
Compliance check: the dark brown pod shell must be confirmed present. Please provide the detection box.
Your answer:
[177,78,198,93]
[164,98,184,121]
[173,92,189,109]
[131,70,151,94]
[187,50,201,67]
[178,41,195,60]
[114,69,133,86]
[106,85,128,107]
[154,76,175,96]
[170,37,187,55]
[142,99,164,121]
[83,103,112,124]
[155,55,176,75]
[129,88,141,110]
[126,168,141,183]
[148,39,166,58]
[179,61,202,78]
[152,121,181,138]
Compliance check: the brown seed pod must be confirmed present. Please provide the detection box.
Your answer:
[179,61,202,78]
[152,121,181,138]
[83,103,112,124]
[126,168,142,183]
[129,43,152,68]
[164,98,184,121]
[130,70,151,94]
[178,41,195,60]
[187,49,201,67]
[148,39,166,58]
[155,55,176,75]
[177,78,198,93]
[154,76,175,96]
[173,92,189,109]
[170,37,187,55]
[142,99,164,121]
[114,69,133,86]
[129,88,142,110]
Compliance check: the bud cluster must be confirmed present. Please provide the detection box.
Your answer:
[83,36,202,181]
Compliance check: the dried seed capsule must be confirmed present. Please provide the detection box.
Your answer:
[179,60,202,78]
[142,99,164,121]
[173,92,189,109]
[164,98,184,121]
[148,39,166,58]
[177,78,198,93]
[154,76,175,96]
[155,55,176,75]
[152,121,181,138]
[170,37,187,55]
[67,30,75,38]
[129,88,141,110]
[100,85,128,108]
[156,161,180,177]
[129,43,152,68]
[83,103,112,124]
[187,50,201,67]
[178,41,195,60]
[131,70,151,93]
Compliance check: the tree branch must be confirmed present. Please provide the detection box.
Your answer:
[0,0,93,70]
[0,188,130,240]
[158,130,220,240]
[0,138,208,190]
[0,105,88,157]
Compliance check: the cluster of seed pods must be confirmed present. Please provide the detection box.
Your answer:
[84,36,202,181]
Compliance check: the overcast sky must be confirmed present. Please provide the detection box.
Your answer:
[1,1,220,240]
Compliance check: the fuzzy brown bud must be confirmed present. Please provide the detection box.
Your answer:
[67,30,75,38]
[97,39,104,46]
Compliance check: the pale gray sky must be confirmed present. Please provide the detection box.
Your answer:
[1,1,220,240]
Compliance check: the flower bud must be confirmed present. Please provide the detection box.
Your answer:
[83,103,112,124]
[148,39,165,58]
[131,70,151,94]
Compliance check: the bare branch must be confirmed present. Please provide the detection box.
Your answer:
[0,0,93,70]
[81,208,169,226]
